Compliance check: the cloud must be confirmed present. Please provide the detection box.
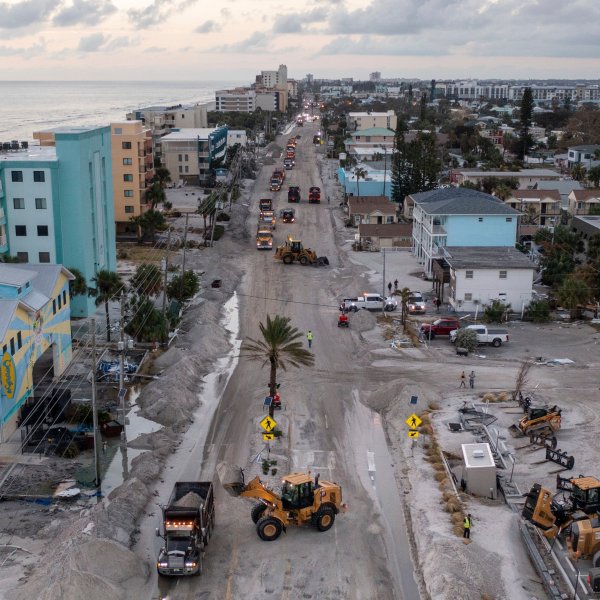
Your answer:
[104,36,133,51]
[52,0,116,26]
[128,0,175,28]
[0,39,46,57]
[144,45,166,53]
[210,31,270,53]
[319,35,449,57]
[0,0,59,29]
[195,19,219,33]
[77,33,106,52]
[272,7,328,33]
[220,7,230,18]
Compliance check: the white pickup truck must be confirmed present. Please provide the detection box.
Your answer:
[449,324,509,347]
[341,293,398,312]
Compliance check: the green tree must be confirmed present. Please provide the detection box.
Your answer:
[166,270,200,304]
[242,315,315,418]
[587,165,600,187]
[131,263,162,296]
[400,287,411,326]
[125,294,168,343]
[353,167,367,197]
[483,299,512,323]
[88,270,123,342]
[571,163,587,182]
[524,299,551,323]
[518,87,534,160]
[67,267,87,299]
[555,275,590,319]
[138,209,167,243]
[198,192,219,231]
[153,167,172,188]
[145,182,166,209]
[454,328,477,353]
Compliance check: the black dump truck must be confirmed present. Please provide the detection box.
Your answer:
[156,481,215,576]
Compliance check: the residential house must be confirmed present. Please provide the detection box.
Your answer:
[408,187,519,278]
[1,126,116,317]
[347,111,397,132]
[567,145,600,170]
[358,223,412,249]
[0,263,74,441]
[337,166,394,200]
[441,246,535,313]
[570,215,600,252]
[536,179,582,209]
[160,127,228,186]
[505,189,561,228]
[347,196,398,226]
[227,130,249,147]
[450,169,561,189]
[568,189,600,216]
[346,127,395,150]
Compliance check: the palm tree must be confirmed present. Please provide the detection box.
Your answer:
[353,167,367,197]
[67,267,87,299]
[571,163,587,182]
[242,315,314,417]
[145,182,166,209]
[139,209,167,243]
[400,287,411,326]
[88,270,124,342]
[130,263,162,296]
[555,275,590,319]
[154,167,172,189]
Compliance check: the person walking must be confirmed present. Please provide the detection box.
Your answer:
[394,279,398,291]
[435,296,440,313]
[459,371,466,388]
[469,370,476,389]
[306,330,313,349]
[463,513,472,539]
[387,281,392,294]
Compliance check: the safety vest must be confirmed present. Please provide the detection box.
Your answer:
[307,332,313,340]
[464,516,471,529]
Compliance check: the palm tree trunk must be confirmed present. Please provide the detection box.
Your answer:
[105,299,111,342]
[269,359,277,418]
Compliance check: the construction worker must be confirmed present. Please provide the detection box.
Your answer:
[463,513,472,539]
[459,371,466,388]
[307,330,313,348]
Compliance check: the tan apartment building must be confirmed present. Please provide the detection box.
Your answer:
[347,111,397,132]
[505,189,561,227]
[111,121,154,234]
[568,189,600,216]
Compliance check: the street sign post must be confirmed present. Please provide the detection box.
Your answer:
[263,433,275,441]
[408,430,419,439]
[405,414,422,429]
[259,415,277,433]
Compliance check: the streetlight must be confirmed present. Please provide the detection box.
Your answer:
[380,145,389,198]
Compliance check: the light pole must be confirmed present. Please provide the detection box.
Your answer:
[381,145,388,198]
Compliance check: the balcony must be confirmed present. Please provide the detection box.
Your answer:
[138,165,146,174]
[145,169,155,183]
[0,234,7,250]
[145,155,154,169]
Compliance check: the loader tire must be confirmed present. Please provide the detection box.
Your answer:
[257,516,283,541]
[283,254,293,264]
[315,506,336,532]
[300,255,309,265]
[251,503,267,524]
[593,550,600,568]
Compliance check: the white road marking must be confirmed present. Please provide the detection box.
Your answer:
[325,414,328,429]
[367,451,376,472]
[555,538,564,550]
[566,559,575,572]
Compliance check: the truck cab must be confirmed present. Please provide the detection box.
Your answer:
[288,186,301,203]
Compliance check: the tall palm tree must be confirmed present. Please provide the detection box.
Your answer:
[353,167,367,197]
[88,270,124,342]
[555,275,590,320]
[400,287,411,326]
[145,182,166,209]
[67,267,87,299]
[139,209,167,243]
[154,167,172,189]
[242,315,314,417]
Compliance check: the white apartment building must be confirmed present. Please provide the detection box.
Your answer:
[215,88,256,112]
[261,64,287,89]
[436,80,510,101]
[347,111,397,132]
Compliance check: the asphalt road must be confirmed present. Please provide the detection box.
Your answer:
[135,122,421,600]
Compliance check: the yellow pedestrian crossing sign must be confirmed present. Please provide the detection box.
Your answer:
[263,433,275,441]
[405,414,422,429]
[259,415,277,433]
[408,430,419,439]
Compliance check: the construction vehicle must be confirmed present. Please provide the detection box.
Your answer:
[280,208,295,223]
[217,462,346,542]
[274,235,329,266]
[270,169,285,192]
[308,186,321,204]
[259,198,273,211]
[259,209,276,230]
[288,186,301,203]
[256,228,273,250]
[522,474,600,539]
[156,481,215,576]
[509,404,562,440]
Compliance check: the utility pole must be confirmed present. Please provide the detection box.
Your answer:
[91,319,101,488]
[382,249,387,313]
[180,213,190,299]
[162,228,171,318]
[118,293,126,441]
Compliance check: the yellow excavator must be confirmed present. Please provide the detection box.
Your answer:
[217,463,346,541]
[273,235,329,266]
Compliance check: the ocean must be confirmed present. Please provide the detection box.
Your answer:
[0,80,244,142]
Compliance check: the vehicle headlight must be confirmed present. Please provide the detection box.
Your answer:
[185,562,196,568]
[158,562,168,568]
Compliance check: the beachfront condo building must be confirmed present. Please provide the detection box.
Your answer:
[160,126,228,186]
[0,126,116,317]
[111,121,154,235]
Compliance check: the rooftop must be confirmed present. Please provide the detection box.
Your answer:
[0,145,57,162]
[358,223,412,237]
[462,443,495,469]
[508,189,561,202]
[411,187,519,216]
[443,247,535,270]
[348,196,397,214]
[161,127,225,141]
[0,264,36,288]
[456,169,560,178]
[571,189,600,200]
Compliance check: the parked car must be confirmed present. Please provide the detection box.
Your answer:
[449,325,509,347]
[420,318,461,339]
[408,293,426,314]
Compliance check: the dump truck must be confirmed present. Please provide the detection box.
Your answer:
[270,169,285,191]
[288,186,301,203]
[256,228,273,250]
[156,481,215,577]
[259,209,276,230]
[308,186,321,204]
[259,198,273,211]
[274,236,329,266]
[217,462,346,542]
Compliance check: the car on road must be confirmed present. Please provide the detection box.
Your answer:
[408,292,426,314]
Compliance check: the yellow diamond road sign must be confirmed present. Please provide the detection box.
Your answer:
[408,430,419,439]
[263,433,275,441]
[405,413,422,429]
[259,415,277,433]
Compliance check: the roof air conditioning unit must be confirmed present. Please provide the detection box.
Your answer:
[472,450,484,458]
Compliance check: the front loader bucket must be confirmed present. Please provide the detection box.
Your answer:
[217,462,246,497]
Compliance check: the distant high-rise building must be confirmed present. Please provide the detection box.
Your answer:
[306,74,314,84]
[370,72,382,81]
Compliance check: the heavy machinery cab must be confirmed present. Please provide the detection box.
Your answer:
[289,240,303,252]
[281,474,315,510]
[558,475,600,514]
[528,405,560,421]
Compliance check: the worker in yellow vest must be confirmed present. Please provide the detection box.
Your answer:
[306,330,313,349]
[463,513,472,539]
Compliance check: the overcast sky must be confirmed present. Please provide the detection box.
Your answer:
[1,0,599,81]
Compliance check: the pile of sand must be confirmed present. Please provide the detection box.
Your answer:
[348,308,377,333]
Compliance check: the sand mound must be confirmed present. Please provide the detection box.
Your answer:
[348,309,377,333]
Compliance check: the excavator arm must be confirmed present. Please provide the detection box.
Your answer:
[239,475,283,510]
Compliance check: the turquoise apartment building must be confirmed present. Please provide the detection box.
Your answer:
[0,126,116,316]
[0,263,74,441]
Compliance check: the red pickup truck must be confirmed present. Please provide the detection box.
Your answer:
[420,317,461,339]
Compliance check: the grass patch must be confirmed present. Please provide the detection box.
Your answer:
[434,471,447,483]
[117,243,163,263]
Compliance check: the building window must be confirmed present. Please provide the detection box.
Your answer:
[122,141,132,149]
[10,338,15,355]
[178,166,183,173]
[124,190,134,197]
[178,154,182,161]
[123,158,132,165]
[37,225,49,236]
[11,171,23,182]
[33,171,45,182]
[53,299,56,314]
[16,252,28,262]
[184,154,189,162]
[15,225,27,236]
[184,166,189,173]
[39,252,50,262]
[17,287,21,294]
[58,295,62,309]
[63,290,67,304]
[35,197,47,209]
[124,174,133,182]
[499,270,507,279]
[506,217,512,222]
[464,293,473,301]
[17,331,22,350]
[478,217,483,222]
[125,205,134,213]
[114,127,122,134]
[13,198,25,209]
[465,270,474,279]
